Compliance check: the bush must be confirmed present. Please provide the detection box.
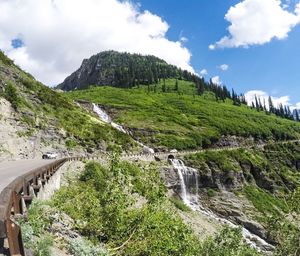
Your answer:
[68,237,107,256]
[4,81,20,110]
[200,227,260,256]
[207,188,217,197]
[170,196,191,212]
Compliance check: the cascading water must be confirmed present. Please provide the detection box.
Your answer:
[171,158,274,253]
[92,103,154,154]
[170,159,198,206]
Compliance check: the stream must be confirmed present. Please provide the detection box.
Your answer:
[92,103,154,154]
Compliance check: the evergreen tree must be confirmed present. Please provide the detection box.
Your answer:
[268,96,274,114]
[295,110,300,121]
[255,95,260,111]
[263,98,267,112]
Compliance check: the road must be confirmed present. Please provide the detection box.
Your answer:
[0,159,57,193]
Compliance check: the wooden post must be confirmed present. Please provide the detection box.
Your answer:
[12,192,21,215]
[6,219,25,256]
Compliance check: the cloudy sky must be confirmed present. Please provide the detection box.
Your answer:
[1,0,300,107]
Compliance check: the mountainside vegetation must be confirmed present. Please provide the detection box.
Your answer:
[21,159,260,256]
[0,51,135,158]
[66,81,300,150]
[184,142,300,255]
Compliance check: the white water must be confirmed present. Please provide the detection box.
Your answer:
[92,103,154,154]
[170,158,274,253]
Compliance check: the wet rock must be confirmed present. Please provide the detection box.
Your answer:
[235,216,267,240]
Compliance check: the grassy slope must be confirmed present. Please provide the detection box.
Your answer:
[66,79,300,150]
[0,52,134,152]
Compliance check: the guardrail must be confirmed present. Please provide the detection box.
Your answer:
[0,157,82,256]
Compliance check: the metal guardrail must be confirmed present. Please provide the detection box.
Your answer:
[0,157,82,256]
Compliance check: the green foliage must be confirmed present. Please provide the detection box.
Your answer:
[4,81,21,110]
[200,227,260,256]
[19,201,54,256]
[244,185,289,220]
[65,139,78,149]
[67,83,300,150]
[53,161,202,255]
[20,114,36,127]
[33,235,53,256]
[68,237,107,256]
[265,188,300,256]
[0,51,14,66]
[53,160,259,255]
[207,188,217,197]
[170,196,191,212]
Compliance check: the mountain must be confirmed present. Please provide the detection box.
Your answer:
[0,51,134,160]
[57,50,196,91]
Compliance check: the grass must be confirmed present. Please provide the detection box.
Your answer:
[244,185,289,219]
[170,196,191,212]
[66,80,300,150]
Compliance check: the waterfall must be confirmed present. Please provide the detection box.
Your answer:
[92,103,111,123]
[92,103,154,154]
[170,158,274,253]
[170,159,198,206]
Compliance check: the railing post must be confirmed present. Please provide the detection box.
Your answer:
[12,192,21,215]
[6,219,25,256]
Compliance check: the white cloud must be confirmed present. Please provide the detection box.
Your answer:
[180,36,188,43]
[296,102,300,109]
[219,64,229,71]
[0,0,194,85]
[245,90,296,109]
[200,69,208,76]
[210,0,300,49]
[211,76,222,85]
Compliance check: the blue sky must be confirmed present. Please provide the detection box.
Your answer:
[1,0,300,107]
[137,0,300,105]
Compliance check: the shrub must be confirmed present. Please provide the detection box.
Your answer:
[4,81,20,110]
[207,188,217,197]
[68,237,107,256]
[170,196,191,212]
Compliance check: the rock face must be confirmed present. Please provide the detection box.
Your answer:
[57,50,187,91]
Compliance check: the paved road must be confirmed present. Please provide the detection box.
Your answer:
[0,159,57,193]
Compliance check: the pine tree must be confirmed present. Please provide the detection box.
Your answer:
[295,110,300,121]
[263,98,267,112]
[255,95,260,111]
[268,96,274,114]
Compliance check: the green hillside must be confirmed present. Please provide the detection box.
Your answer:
[0,51,134,154]
[66,79,300,150]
